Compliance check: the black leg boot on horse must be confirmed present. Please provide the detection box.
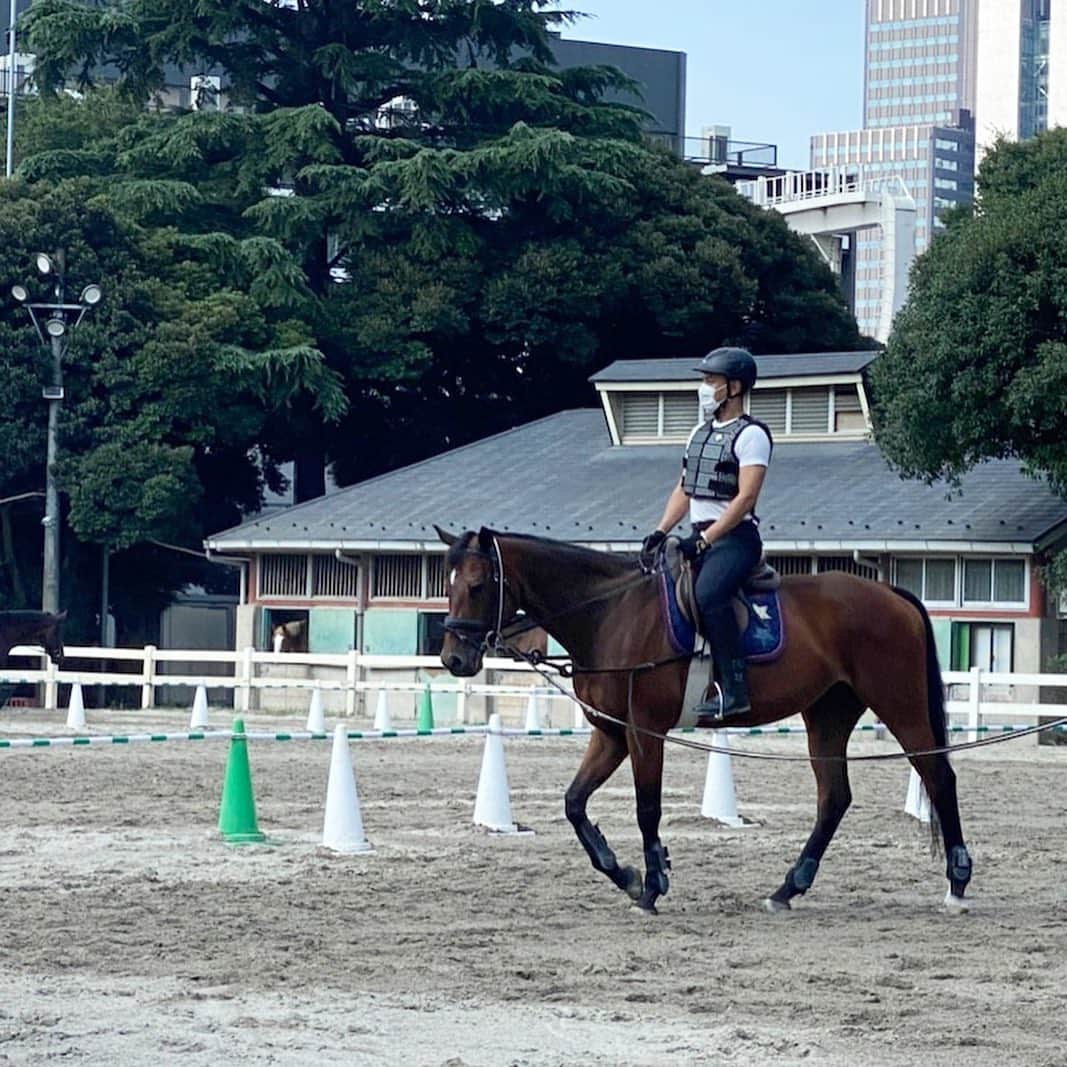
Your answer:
[692,599,750,723]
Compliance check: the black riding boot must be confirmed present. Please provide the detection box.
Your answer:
[691,601,751,723]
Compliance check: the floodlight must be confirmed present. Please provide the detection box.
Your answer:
[35,253,54,276]
[11,284,28,303]
[80,284,102,306]
[45,317,66,338]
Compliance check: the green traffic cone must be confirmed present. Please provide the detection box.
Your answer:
[218,718,266,843]
[417,684,435,731]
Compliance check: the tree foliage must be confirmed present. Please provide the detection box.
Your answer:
[20,0,862,488]
[871,129,1067,492]
[871,128,1067,592]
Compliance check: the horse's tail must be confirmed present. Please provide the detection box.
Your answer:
[891,586,947,749]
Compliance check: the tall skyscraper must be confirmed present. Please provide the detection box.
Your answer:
[976,0,1067,154]
[864,0,977,127]
[810,0,977,339]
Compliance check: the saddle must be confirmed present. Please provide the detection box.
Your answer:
[662,537,781,637]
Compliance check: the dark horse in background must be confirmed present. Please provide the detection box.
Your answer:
[439,528,972,916]
[0,611,67,668]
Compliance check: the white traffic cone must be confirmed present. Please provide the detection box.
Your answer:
[65,683,86,730]
[322,723,373,854]
[189,685,209,729]
[473,713,519,833]
[904,767,931,824]
[523,689,541,732]
[700,731,745,827]
[306,687,326,733]
[373,689,392,732]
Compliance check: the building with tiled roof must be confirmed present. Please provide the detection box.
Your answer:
[207,353,1067,680]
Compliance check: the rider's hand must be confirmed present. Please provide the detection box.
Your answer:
[677,530,708,562]
[639,529,666,570]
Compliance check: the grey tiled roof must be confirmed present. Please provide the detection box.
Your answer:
[207,410,1066,551]
[589,351,882,383]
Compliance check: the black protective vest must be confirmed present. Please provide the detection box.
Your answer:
[681,415,772,501]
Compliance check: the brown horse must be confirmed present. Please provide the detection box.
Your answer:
[0,610,67,668]
[438,527,972,915]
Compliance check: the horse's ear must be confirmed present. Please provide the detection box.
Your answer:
[433,525,457,547]
[477,527,493,554]
[54,610,68,623]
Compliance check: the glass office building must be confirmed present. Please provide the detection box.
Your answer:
[977,0,1067,155]
[864,0,977,127]
[811,0,977,338]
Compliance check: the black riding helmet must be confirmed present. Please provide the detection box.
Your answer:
[692,346,758,392]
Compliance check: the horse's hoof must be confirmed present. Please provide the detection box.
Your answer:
[631,900,658,917]
[943,891,970,914]
[764,897,791,914]
[620,866,643,902]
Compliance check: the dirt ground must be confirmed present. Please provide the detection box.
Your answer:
[0,705,1064,1067]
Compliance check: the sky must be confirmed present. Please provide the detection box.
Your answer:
[555,0,867,170]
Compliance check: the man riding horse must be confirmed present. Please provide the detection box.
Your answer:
[640,347,772,724]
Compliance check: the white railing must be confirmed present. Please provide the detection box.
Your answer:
[0,644,579,724]
[738,166,912,209]
[2,647,1065,737]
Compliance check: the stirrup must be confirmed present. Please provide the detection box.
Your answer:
[692,681,750,725]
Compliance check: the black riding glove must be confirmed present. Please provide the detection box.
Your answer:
[677,530,708,562]
[639,529,666,570]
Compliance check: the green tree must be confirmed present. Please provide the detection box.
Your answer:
[21,0,864,492]
[871,128,1067,592]
[0,177,344,632]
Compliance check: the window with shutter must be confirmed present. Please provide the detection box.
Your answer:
[834,385,867,432]
[790,387,831,434]
[663,392,700,435]
[621,393,660,439]
[749,389,787,434]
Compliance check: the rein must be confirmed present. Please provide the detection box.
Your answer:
[446,536,1067,763]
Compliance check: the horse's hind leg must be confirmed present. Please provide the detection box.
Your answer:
[910,749,972,910]
[565,727,642,901]
[767,688,863,913]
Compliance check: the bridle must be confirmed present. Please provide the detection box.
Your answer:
[442,537,514,655]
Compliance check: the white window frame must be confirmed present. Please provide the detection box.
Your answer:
[961,558,1029,611]
[893,556,1029,611]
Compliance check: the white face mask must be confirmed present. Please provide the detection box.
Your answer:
[698,382,725,419]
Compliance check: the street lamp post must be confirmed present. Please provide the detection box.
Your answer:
[12,252,102,614]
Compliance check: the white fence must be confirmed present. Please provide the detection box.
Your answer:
[1,646,1065,735]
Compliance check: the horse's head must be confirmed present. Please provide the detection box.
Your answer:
[436,526,512,677]
[42,610,67,667]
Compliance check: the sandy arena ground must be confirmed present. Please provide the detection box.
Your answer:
[0,705,1064,1067]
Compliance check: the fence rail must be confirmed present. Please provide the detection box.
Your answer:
[2,646,1065,735]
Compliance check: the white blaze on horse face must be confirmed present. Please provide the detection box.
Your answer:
[449,568,457,589]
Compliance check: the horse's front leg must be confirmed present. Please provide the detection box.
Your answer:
[631,732,670,914]
[564,726,642,901]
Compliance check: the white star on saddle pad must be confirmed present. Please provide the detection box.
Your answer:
[752,603,771,622]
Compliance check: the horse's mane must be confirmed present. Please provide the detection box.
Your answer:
[456,530,634,581]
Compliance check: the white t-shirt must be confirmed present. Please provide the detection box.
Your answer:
[685,417,771,524]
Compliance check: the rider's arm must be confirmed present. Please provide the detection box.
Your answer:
[700,465,766,544]
[654,478,690,534]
